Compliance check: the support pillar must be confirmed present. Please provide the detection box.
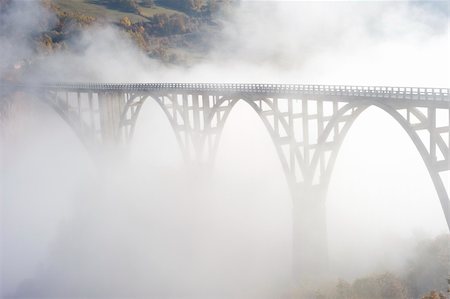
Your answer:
[291,185,328,283]
[98,92,126,147]
[96,92,127,165]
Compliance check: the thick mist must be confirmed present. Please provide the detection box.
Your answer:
[1,0,449,298]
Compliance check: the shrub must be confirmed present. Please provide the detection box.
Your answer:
[421,291,446,299]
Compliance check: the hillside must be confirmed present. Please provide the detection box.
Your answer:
[49,0,231,60]
[47,0,221,62]
[53,0,187,23]
[1,0,233,81]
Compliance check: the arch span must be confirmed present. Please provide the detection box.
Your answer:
[241,98,307,191]
[316,101,450,229]
[206,96,306,191]
[128,93,239,165]
[45,95,97,152]
[5,90,97,153]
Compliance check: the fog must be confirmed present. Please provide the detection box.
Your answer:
[1,0,449,298]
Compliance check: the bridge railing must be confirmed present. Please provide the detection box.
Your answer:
[4,82,449,102]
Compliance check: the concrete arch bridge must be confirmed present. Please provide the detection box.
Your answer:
[2,82,449,278]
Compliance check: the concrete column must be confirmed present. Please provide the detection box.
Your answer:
[98,92,125,147]
[94,92,128,168]
[291,185,328,283]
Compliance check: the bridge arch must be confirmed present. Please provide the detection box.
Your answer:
[205,96,307,188]
[44,94,97,152]
[3,90,96,154]
[240,98,307,189]
[314,101,450,229]
[123,93,241,165]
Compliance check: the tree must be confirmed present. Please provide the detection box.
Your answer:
[352,272,408,299]
[120,16,132,27]
[169,14,187,33]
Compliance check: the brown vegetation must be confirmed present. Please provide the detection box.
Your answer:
[311,272,409,299]
[421,291,446,299]
[0,0,231,67]
[405,234,449,298]
[304,234,449,299]
[35,0,227,63]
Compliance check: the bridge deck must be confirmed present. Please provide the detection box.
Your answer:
[4,83,450,103]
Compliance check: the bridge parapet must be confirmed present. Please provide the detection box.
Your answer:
[5,82,449,103]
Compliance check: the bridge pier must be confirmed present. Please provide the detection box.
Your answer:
[291,186,328,283]
[98,92,126,147]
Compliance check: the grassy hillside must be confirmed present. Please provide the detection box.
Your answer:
[45,0,229,65]
[54,0,185,23]
[1,0,229,81]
